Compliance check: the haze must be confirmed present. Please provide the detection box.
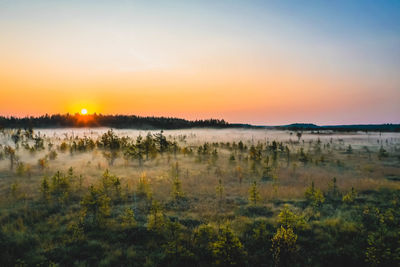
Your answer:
[0,0,399,125]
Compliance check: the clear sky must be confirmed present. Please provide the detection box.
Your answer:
[0,0,399,125]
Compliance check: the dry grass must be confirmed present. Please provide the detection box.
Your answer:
[0,129,399,212]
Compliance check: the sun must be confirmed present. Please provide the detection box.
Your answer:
[80,108,88,115]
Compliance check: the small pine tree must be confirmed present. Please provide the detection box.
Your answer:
[211,225,246,266]
[41,176,50,202]
[296,132,302,142]
[249,181,261,206]
[38,157,48,170]
[378,146,388,159]
[278,204,305,230]
[236,165,243,184]
[342,187,357,204]
[10,182,19,199]
[271,226,298,267]
[305,181,325,208]
[120,207,137,228]
[80,185,111,227]
[137,172,151,199]
[327,177,341,200]
[229,154,236,163]
[16,162,25,176]
[147,200,165,232]
[4,146,16,170]
[216,179,224,209]
[48,150,58,160]
[346,145,353,154]
[171,176,184,200]
[101,170,122,202]
[298,148,308,164]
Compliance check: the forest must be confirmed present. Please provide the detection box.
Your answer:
[0,128,399,266]
[1,114,399,132]
[0,114,232,129]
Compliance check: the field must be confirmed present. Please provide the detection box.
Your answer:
[1,128,400,266]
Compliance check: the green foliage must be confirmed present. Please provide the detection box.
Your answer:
[147,200,165,232]
[70,136,96,152]
[59,141,68,152]
[216,179,224,201]
[16,162,25,176]
[298,147,308,164]
[11,129,21,147]
[170,161,180,179]
[346,145,353,154]
[101,169,122,202]
[38,156,48,170]
[1,129,400,266]
[134,135,146,165]
[378,146,389,159]
[211,148,218,164]
[239,205,273,217]
[363,205,400,266]
[136,172,152,199]
[66,221,85,244]
[305,181,325,208]
[48,150,58,160]
[229,153,236,162]
[244,220,274,265]
[80,185,111,227]
[10,182,20,199]
[162,220,195,265]
[143,132,157,160]
[193,224,217,263]
[296,132,302,142]
[236,165,243,184]
[278,204,306,230]
[40,170,77,204]
[98,129,121,150]
[261,164,273,181]
[343,187,357,204]
[33,135,45,150]
[119,207,137,228]
[271,226,298,267]
[40,176,50,201]
[153,130,170,153]
[249,181,261,205]
[171,176,184,201]
[327,177,341,201]
[102,150,119,166]
[249,145,262,161]
[4,145,16,170]
[50,171,70,199]
[210,224,246,266]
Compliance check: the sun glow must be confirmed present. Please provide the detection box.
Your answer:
[81,108,88,115]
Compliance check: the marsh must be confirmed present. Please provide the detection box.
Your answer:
[1,128,399,266]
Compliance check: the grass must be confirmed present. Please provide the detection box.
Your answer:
[0,128,400,266]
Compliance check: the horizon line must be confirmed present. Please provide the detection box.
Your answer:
[0,113,399,128]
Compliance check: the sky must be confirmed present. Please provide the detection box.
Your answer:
[0,0,399,125]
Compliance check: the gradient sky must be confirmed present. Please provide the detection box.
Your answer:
[0,0,399,125]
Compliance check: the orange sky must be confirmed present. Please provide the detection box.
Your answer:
[1,1,399,125]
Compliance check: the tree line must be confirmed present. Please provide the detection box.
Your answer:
[0,114,234,129]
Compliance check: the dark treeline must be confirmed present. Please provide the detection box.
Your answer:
[0,114,235,129]
[1,114,399,132]
[278,123,400,132]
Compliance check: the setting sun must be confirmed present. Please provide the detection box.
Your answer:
[80,108,88,115]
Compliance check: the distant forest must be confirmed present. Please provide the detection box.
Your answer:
[0,114,237,129]
[279,123,400,132]
[0,114,399,131]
